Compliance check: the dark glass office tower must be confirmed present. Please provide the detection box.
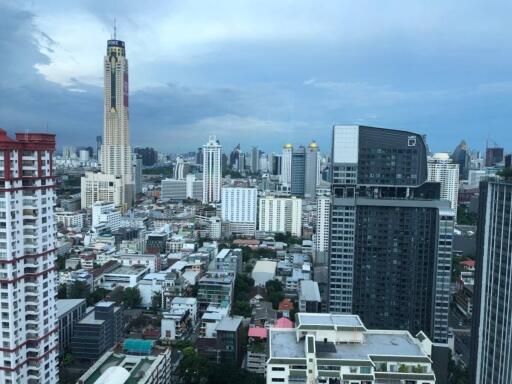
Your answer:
[471,180,512,384]
[328,125,453,343]
[291,146,306,196]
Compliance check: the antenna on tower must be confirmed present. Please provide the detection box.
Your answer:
[113,18,117,40]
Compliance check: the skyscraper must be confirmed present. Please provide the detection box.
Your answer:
[428,152,460,217]
[101,37,133,206]
[485,146,504,167]
[471,179,512,384]
[221,187,258,236]
[291,146,306,196]
[281,144,293,187]
[251,147,260,173]
[0,130,59,383]
[96,135,102,160]
[451,140,470,180]
[328,125,453,344]
[304,140,320,198]
[202,135,222,203]
[314,194,331,255]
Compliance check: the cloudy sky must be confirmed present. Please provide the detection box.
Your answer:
[1,0,511,154]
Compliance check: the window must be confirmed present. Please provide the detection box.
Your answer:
[271,367,285,371]
[271,379,285,383]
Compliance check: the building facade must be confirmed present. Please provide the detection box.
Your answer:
[281,144,293,187]
[328,125,453,344]
[291,146,306,196]
[266,313,436,384]
[221,187,257,235]
[314,194,331,255]
[57,299,87,355]
[0,130,59,384]
[258,195,302,237]
[81,171,123,209]
[428,152,459,216]
[202,136,222,204]
[471,180,512,384]
[304,141,320,198]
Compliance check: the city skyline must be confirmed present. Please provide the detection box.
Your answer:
[1,1,512,153]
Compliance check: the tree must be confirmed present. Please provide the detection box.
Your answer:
[123,287,142,308]
[497,167,512,180]
[62,353,74,366]
[265,280,284,309]
[57,284,67,299]
[87,287,110,306]
[67,281,89,300]
[108,286,125,304]
[175,347,210,384]
[151,291,162,312]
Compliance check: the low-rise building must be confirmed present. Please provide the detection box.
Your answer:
[266,313,436,384]
[77,341,179,384]
[298,280,321,313]
[197,271,235,312]
[214,248,242,274]
[247,327,268,375]
[57,299,87,355]
[98,265,149,290]
[252,260,277,287]
[56,211,85,230]
[71,302,123,361]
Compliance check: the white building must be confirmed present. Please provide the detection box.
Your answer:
[119,253,161,272]
[298,280,321,312]
[81,171,124,209]
[209,216,222,240]
[91,201,122,231]
[186,174,203,200]
[314,194,330,254]
[202,135,222,203]
[171,297,198,325]
[280,144,293,186]
[258,195,302,237]
[56,211,85,230]
[137,272,169,308]
[0,130,59,383]
[266,313,435,384]
[221,187,257,235]
[252,260,278,287]
[428,152,459,216]
[98,265,149,290]
[161,179,187,201]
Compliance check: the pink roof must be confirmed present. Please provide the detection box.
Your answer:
[275,317,294,328]
[460,260,476,268]
[248,327,268,339]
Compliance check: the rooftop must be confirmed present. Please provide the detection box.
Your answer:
[106,265,148,276]
[299,280,321,302]
[270,329,429,360]
[56,299,86,317]
[296,313,365,329]
[217,316,243,332]
[252,260,277,274]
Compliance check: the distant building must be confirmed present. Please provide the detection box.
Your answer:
[252,260,278,287]
[267,313,435,384]
[291,146,306,196]
[304,141,320,198]
[197,272,235,312]
[161,179,187,201]
[133,154,143,195]
[81,171,124,209]
[428,152,460,216]
[258,195,302,237]
[92,201,122,231]
[485,146,504,167]
[314,194,330,255]
[202,135,222,203]
[134,147,158,166]
[71,302,123,361]
[281,144,293,186]
[56,211,85,230]
[221,187,258,236]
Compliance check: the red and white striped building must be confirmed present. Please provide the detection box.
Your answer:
[0,129,58,384]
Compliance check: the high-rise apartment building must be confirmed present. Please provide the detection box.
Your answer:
[202,136,222,204]
[96,135,102,160]
[258,195,302,237]
[221,187,257,235]
[291,146,306,196]
[328,125,453,344]
[133,154,142,195]
[81,171,123,209]
[428,152,459,216]
[281,144,293,187]
[304,141,320,198]
[0,130,59,383]
[471,180,512,384]
[314,194,330,254]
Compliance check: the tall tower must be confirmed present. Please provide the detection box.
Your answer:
[202,135,222,203]
[0,130,59,383]
[328,125,453,344]
[281,144,293,187]
[305,141,320,198]
[101,36,133,207]
[471,180,512,384]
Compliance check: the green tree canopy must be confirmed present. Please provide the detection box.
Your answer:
[123,287,142,309]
